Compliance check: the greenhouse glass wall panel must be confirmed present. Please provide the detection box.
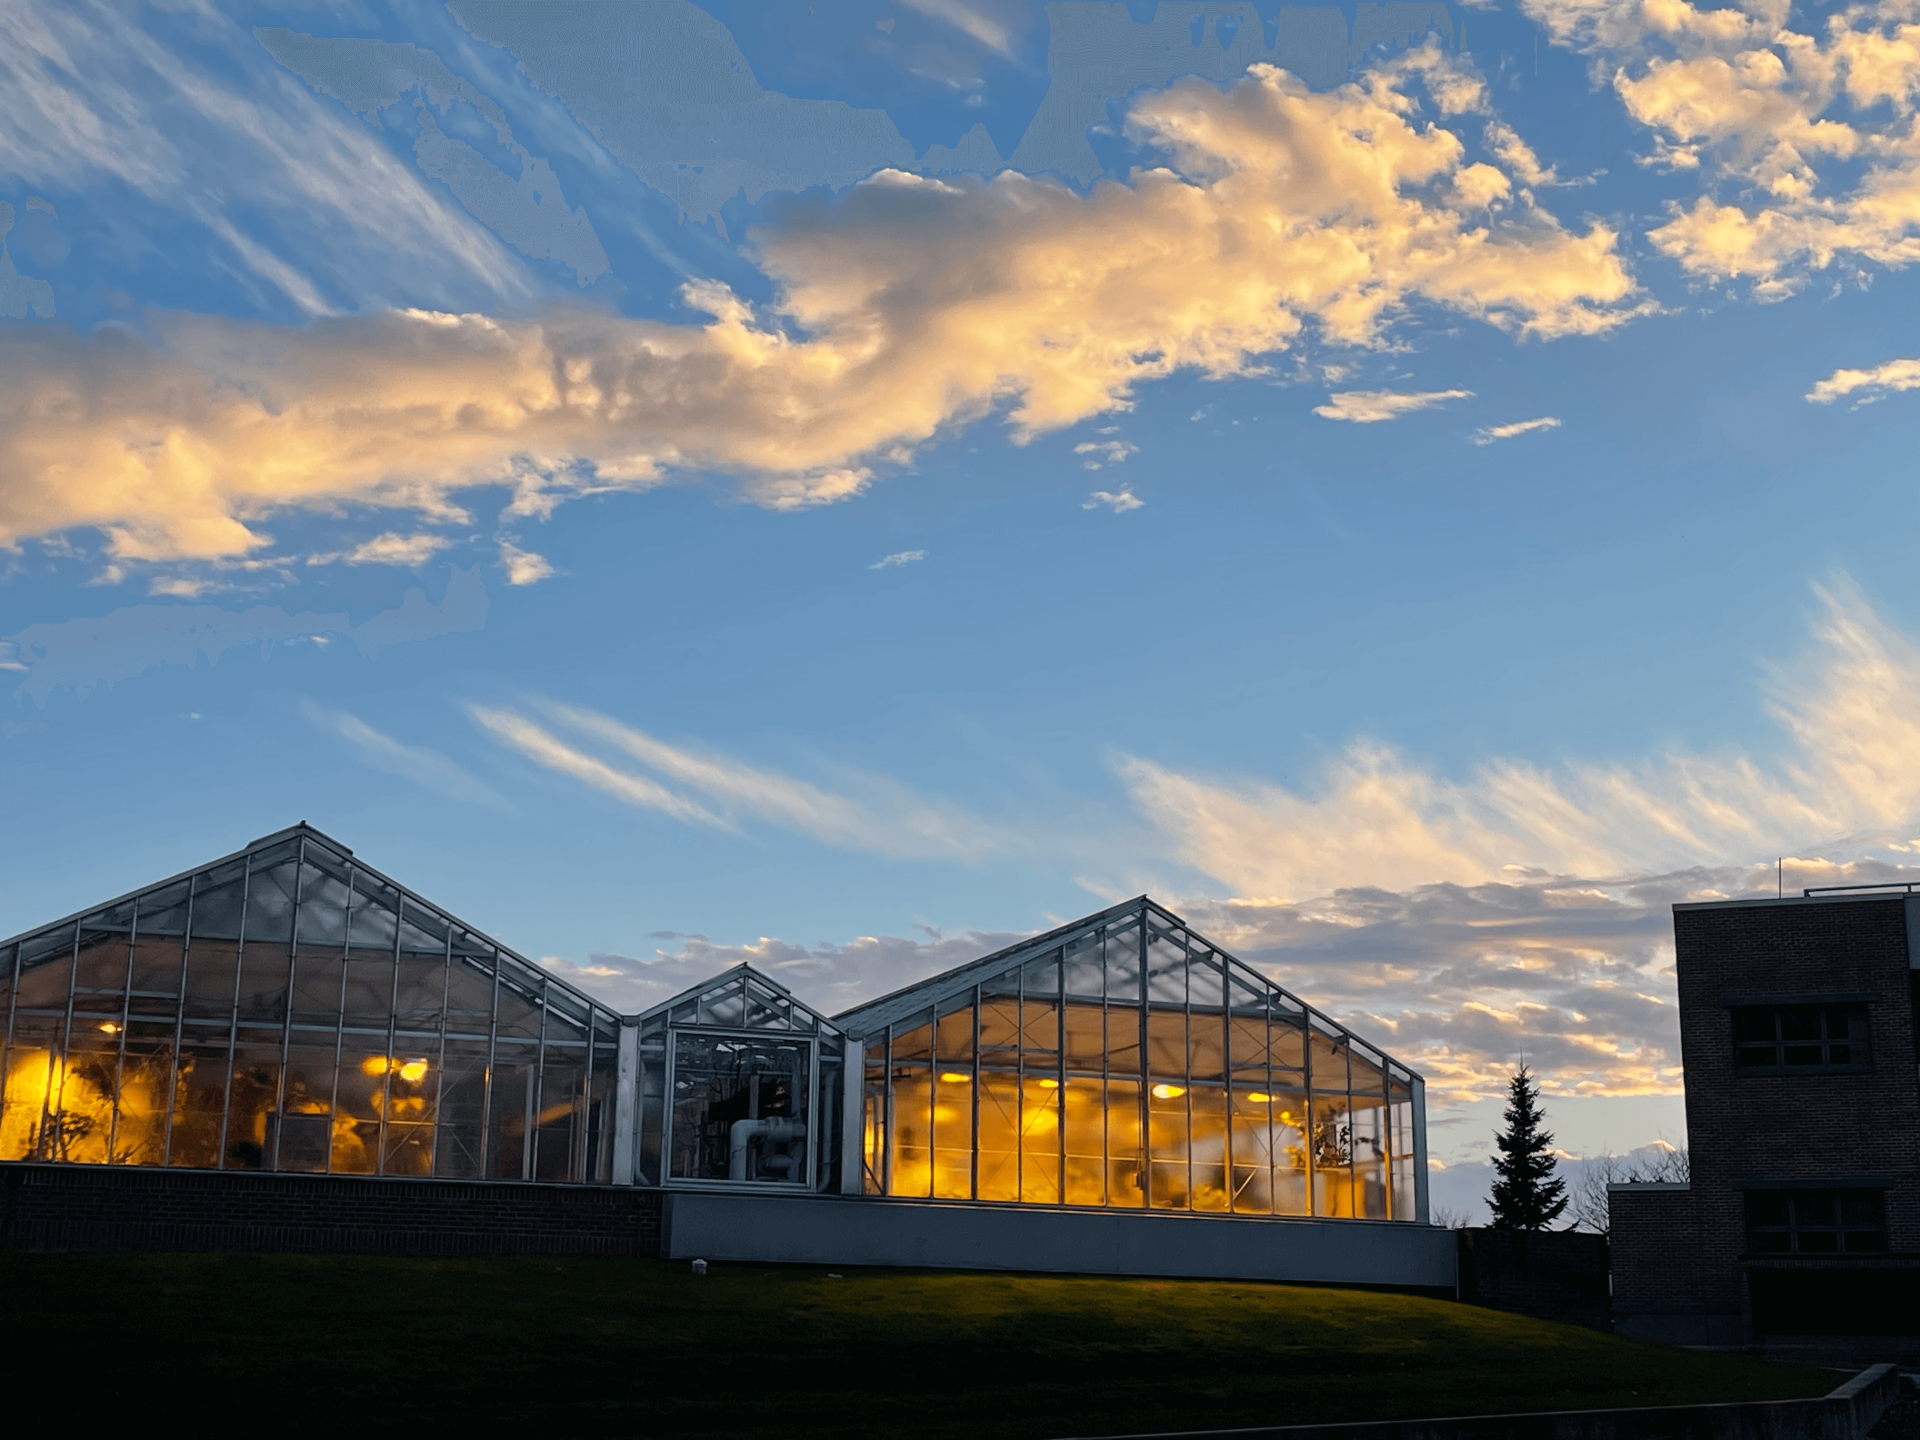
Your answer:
[0,825,620,1182]
[834,899,1424,1221]
[633,966,845,1193]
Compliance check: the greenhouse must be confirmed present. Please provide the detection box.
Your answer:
[837,899,1421,1221]
[1,824,1431,1265]
[0,824,621,1182]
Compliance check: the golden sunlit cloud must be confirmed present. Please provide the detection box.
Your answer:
[0,49,1636,564]
[1526,0,1920,291]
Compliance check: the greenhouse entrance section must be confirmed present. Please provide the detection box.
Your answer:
[0,824,1454,1288]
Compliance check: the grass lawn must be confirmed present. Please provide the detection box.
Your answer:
[1,1254,1834,1437]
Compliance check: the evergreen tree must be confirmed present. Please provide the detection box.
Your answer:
[1488,1064,1568,1230]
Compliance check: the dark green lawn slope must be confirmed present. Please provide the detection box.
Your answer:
[0,1255,1833,1437]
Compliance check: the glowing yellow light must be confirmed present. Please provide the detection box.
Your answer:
[98,1022,121,1034]
[360,1056,389,1076]
[1151,1084,1186,1100]
[398,1060,429,1083]
[1246,1092,1272,1103]
[1037,1077,1060,1089]
[938,1072,971,1083]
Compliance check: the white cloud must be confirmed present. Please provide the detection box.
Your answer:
[898,0,1019,56]
[474,701,1015,860]
[1314,389,1474,423]
[1073,439,1138,470]
[870,549,925,569]
[0,55,1635,562]
[470,706,733,830]
[306,532,452,568]
[1083,489,1144,512]
[1471,415,1562,444]
[0,1,527,314]
[1806,356,1920,405]
[303,700,507,808]
[499,542,555,586]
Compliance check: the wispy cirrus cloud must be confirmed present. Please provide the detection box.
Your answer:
[1807,357,1920,406]
[303,700,507,809]
[1314,389,1474,423]
[870,549,925,569]
[473,701,1015,860]
[0,49,1635,565]
[1472,416,1562,444]
[469,706,732,830]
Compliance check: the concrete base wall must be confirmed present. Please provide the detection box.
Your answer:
[661,1189,1458,1288]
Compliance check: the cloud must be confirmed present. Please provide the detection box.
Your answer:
[498,542,555,586]
[1524,0,1920,291]
[1118,585,1920,901]
[303,700,507,808]
[474,701,1014,860]
[1083,489,1144,512]
[1073,439,1138,470]
[1314,389,1474,423]
[1472,415,1562,444]
[470,705,733,830]
[0,55,1635,562]
[306,532,451,567]
[0,1,528,314]
[1806,356,1920,405]
[898,0,1019,57]
[870,549,925,569]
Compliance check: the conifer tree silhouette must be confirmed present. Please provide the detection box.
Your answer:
[1488,1064,1568,1230]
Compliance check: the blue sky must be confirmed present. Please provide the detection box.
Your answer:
[8,0,1920,1207]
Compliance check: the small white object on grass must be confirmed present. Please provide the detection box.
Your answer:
[691,1258,708,1275]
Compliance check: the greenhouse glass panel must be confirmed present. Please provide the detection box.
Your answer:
[167,1022,230,1168]
[835,898,1423,1223]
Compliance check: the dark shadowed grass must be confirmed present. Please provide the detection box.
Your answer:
[0,1254,1832,1437]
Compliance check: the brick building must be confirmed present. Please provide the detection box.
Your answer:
[1610,888,1920,1349]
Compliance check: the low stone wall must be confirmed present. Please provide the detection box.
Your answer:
[0,1161,662,1257]
[1061,1364,1904,1440]
[1455,1227,1611,1330]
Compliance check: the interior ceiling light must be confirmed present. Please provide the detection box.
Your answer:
[938,1071,971,1083]
[1151,1083,1185,1099]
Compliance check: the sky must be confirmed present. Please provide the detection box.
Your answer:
[7,0,1920,1218]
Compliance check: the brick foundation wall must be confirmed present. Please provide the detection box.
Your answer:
[1455,1227,1610,1329]
[0,1161,663,1257]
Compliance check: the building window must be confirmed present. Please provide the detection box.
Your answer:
[1733,1005,1867,1071]
[1745,1189,1887,1253]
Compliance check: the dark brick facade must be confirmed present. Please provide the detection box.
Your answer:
[1611,893,1920,1347]
[0,1160,663,1257]
[1455,1226,1610,1329]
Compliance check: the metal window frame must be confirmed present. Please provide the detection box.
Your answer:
[660,1023,819,1190]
